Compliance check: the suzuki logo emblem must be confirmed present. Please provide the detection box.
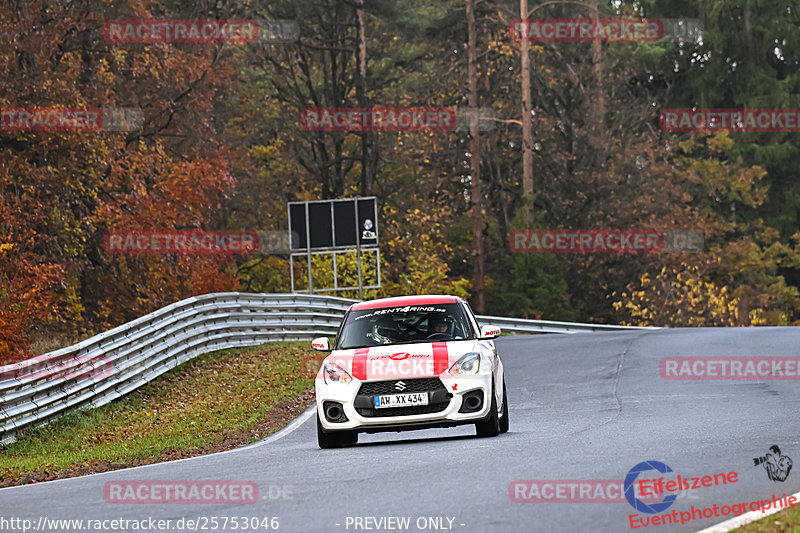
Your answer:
[395,381,407,391]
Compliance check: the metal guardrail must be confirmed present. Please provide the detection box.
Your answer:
[475,314,659,334]
[0,292,655,444]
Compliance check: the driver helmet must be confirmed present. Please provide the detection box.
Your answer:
[371,315,399,344]
[428,315,453,335]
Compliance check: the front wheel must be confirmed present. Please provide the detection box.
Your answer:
[475,381,501,437]
[499,380,509,433]
[317,414,358,448]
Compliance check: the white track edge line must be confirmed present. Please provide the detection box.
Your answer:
[695,489,800,533]
[0,405,317,493]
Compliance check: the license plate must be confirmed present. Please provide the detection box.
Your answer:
[374,392,429,409]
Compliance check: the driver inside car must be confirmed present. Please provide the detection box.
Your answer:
[428,316,450,336]
[370,315,399,344]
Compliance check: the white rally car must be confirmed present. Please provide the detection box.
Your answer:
[312,295,508,448]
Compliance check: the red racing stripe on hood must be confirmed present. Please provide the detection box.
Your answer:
[352,348,369,380]
[432,342,449,375]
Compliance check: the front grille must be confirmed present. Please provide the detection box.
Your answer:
[356,378,449,418]
[358,378,446,396]
[357,403,448,417]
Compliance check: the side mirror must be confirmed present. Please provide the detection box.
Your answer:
[311,337,331,351]
[480,325,501,339]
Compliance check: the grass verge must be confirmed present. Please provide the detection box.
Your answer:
[0,341,321,487]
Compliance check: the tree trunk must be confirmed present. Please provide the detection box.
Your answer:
[467,0,485,313]
[589,0,605,168]
[355,0,377,196]
[520,0,534,224]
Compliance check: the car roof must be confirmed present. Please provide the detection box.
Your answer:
[348,295,464,311]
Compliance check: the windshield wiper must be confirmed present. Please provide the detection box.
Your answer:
[411,336,476,344]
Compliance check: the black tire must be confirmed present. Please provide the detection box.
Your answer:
[317,414,358,448]
[475,381,501,437]
[499,380,509,434]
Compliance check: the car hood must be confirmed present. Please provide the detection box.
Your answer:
[323,340,481,381]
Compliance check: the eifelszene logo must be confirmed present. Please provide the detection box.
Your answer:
[624,461,678,514]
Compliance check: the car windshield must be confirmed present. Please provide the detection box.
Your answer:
[336,303,474,349]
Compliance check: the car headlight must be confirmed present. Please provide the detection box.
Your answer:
[323,362,353,384]
[448,352,480,375]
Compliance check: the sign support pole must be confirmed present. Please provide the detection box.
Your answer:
[290,254,295,292]
[305,204,313,294]
[355,201,363,300]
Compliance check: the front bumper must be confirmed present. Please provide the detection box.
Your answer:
[315,372,493,433]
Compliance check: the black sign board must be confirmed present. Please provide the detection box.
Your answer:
[289,197,378,251]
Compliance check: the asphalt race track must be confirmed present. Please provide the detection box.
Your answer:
[2,328,799,533]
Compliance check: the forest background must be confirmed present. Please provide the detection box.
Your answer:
[2,0,800,362]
